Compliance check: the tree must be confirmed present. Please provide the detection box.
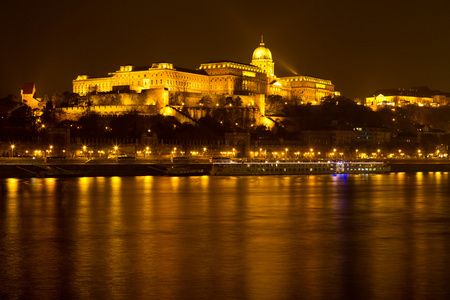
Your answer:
[76,112,103,137]
[7,104,35,128]
[41,99,57,127]
[211,108,232,128]
[198,95,212,107]
[108,110,148,139]
[181,105,191,117]
[234,96,243,107]
[0,95,20,118]
[52,91,80,107]
[169,91,182,106]
[265,95,286,116]
[225,97,234,106]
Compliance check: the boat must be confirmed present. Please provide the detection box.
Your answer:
[45,156,67,163]
[116,155,136,163]
[165,166,207,177]
[171,156,191,163]
[210,160,391,176]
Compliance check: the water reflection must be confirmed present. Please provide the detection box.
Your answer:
[1,173,450,299]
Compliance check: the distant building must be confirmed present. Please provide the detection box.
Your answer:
[366,86,450,110]
[21,83,40,108]
[73,37,338,105]
[301,127,390,149]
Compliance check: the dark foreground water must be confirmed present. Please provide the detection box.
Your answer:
[1,173,450,300]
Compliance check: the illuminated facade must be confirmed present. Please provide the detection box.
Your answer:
[366,87,450,110]
[21,83,41,108]
[277,76,335,104]
[73,63,210,95]
[73,38,337,104]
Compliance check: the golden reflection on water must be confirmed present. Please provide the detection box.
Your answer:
[1,173,450,299]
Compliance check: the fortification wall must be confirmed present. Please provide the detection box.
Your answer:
[58,105,159,120]
[89,88,168,106]
[169,92,265,112]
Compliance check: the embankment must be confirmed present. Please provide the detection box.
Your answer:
[388,160,450,172]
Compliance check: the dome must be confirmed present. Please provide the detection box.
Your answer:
[252,36,272,60]
[252,45,272,60]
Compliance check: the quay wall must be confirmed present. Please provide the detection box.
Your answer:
[388,160,450,172]
[1,160,450,178]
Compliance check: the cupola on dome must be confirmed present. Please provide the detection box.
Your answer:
[252,37,272,60]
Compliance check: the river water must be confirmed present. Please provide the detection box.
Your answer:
[1,173,450,299]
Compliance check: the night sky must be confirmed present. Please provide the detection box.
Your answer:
[1,0,449,99]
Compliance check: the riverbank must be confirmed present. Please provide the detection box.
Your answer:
[0,158,211,178]
[387,159,450,172]
[1,158,449,178]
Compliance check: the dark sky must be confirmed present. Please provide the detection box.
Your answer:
[1,0,449,99]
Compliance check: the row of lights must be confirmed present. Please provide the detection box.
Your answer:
[6,143,447,159]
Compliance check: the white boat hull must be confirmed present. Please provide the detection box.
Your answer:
[210,161,390,176]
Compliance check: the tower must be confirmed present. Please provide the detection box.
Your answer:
[251,36,275,78]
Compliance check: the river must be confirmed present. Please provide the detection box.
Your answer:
[1,173,450,299]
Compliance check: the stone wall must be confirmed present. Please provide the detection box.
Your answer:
[89,88,168,106]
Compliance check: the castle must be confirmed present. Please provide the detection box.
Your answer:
[72,37,338,110]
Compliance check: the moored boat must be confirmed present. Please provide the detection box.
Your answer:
[165,166,208,177]
[210,160,390,176]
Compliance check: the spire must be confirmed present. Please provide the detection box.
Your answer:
[260,35,264,46]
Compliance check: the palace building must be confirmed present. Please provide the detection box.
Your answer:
[73,37,337,104]
[366,86,450,110]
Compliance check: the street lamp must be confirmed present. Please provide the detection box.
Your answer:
[11,144,15,158]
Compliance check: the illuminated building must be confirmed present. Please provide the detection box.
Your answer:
[21,83,41,108]
[251,36,275,78]
[74,63,210,95]
[366,86,450,109]
[73,37,337,105]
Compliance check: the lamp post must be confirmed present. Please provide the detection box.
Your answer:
[11,144,15,158]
